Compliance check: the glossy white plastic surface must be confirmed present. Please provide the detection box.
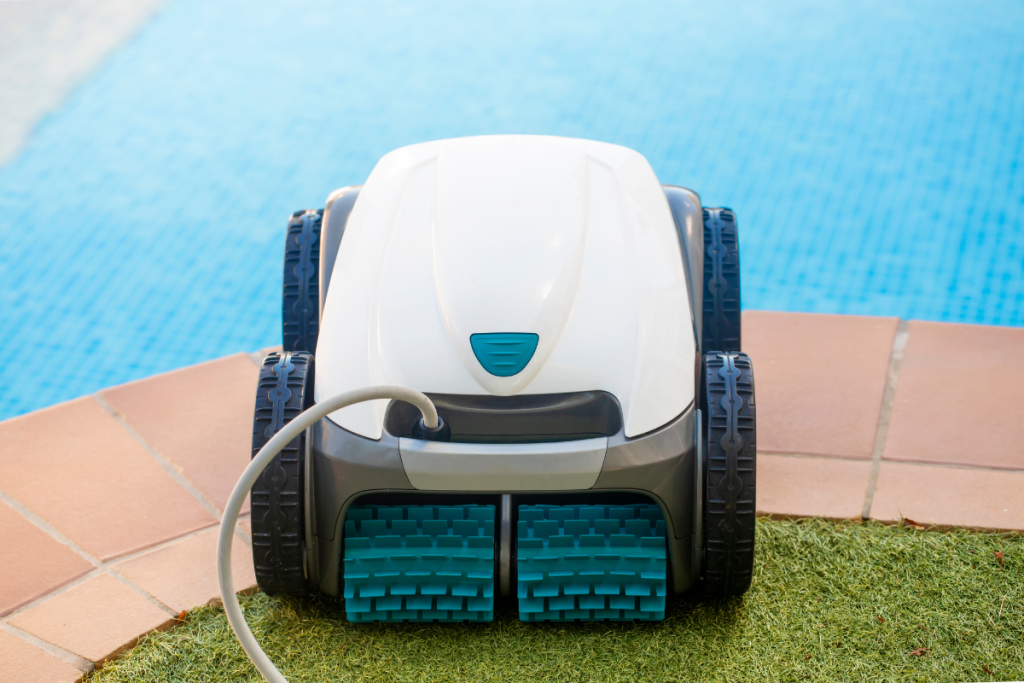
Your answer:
[315,135,695,439]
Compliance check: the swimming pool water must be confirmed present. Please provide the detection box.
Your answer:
[0,0,1021,419]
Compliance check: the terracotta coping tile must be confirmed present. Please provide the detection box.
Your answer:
[259,345,284,356]
[883,321,1024,470]
[870,462,1024,531]
[0,502,93,617]
[0,398,216,562]
[102,353,259,512]
[113,527,256,613]
[8,573,173,665]
[743,311,898,459]
[757,454,871,520]
[0,629,83,683]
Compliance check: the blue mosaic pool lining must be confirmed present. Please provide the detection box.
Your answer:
[0,0,1021,419]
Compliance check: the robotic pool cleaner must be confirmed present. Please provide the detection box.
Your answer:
[218,135,755,678]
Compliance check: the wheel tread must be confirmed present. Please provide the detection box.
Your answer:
[250,351,313,597]
[702,208,742,353]
[282,210,322,353]
[701,351,756,597]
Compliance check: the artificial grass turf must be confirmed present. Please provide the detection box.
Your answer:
[89,518,1022,683]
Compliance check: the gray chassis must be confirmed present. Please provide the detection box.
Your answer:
[305,404,700,599]
[302,184,706,600]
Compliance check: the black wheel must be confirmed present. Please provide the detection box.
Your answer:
[250,351,314,597]
[700,351,756,597]
[701,208,741,353]
[283,209,322,353]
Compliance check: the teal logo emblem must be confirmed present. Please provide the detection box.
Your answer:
[470,333,539,377]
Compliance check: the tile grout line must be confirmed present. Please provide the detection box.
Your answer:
[2,380,261,666]
[101,521,221,566]
[0,488,101,567]
[1,518,256,622]
[105,568,180,618]
[0,623,95,674]
[235,518,253,549]
[92,393,224,522]
[0,568,106,623]
[758,451,872,463]
[870,458,1024,476]
[1,518,260,662]
[861,319,910,519]
[0,526,217,623]
[761,450,1024,474]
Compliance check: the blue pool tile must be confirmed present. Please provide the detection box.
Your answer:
[0,0,1021,419]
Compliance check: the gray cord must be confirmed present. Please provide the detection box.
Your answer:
[217,386,438,683]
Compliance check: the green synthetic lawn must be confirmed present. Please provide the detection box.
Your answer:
[89,519,1021,683]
